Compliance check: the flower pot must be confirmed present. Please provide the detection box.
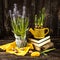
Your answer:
[14,34,27,48]
[29,27,49,39]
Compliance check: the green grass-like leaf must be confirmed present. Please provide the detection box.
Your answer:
[11,17,29,39]
[35,7,45,27]
[41,48,56,54]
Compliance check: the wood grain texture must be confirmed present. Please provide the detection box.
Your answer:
[0,38,59,60]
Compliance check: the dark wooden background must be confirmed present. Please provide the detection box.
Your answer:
[0,0,60,59]
[0,0,60,39]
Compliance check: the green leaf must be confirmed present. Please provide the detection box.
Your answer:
[11,16,29,40]
[41,48,56,54]
[35,7,45,27]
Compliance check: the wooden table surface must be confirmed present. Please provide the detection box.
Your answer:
[0,38,60,60]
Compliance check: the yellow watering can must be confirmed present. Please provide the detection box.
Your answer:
[29,28,49,39]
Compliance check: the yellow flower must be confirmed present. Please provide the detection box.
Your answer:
[31,51,40,57]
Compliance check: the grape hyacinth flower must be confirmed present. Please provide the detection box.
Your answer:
[9,3,29,48]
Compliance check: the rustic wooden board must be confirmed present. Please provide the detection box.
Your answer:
[0,39,60,60]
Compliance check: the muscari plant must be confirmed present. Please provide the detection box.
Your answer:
[35,7,45,28]
[9,4,29,40]
[11,15,28,40]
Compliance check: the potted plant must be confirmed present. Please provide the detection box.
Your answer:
[9,4,29,47]
[35,7,45,28]
[29,7,49,39]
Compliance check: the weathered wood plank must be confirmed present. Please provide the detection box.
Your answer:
[0,39,59,60]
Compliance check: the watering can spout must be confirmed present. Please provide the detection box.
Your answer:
[29,28,35,36]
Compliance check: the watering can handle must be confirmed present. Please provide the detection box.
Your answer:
[44,28,49,36]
